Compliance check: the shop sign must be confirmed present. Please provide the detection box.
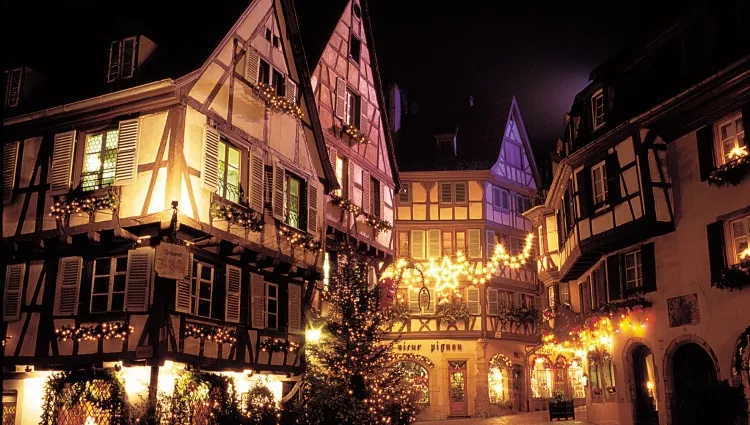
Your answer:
[395,341,464,354]
[155,243,190,280]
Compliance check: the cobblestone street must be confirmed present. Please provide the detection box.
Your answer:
[416,408,589,425]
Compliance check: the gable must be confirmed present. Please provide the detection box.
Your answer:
[493,98,540,190]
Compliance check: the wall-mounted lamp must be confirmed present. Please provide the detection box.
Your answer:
[25,365,33,374]
[114,361,122,372]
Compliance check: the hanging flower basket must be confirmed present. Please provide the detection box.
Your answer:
[330,194,363,216]
[708,155,750,187]
[210,201,264,232]
[253,82,303,120]
[436,299,470,325]
[342,124,368,144]
[278,224,323,252]
[359,212,393,235]
[711,265,750,291]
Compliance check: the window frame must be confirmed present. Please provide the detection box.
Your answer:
[266,281,278,330]
[370,177,381,218]
[714,112,746,166]
[345,88,361,128]
[592,89,605,130]
[334,155,348,198]
[90,256,128,313]
[399,182,412,204]
[81,127,120,192]
[558,283,570,306]
[591,160,608,208]
[191,261,214,318]
[623,249,643,290]
[217,138,242,204]
[285,171,305,230]
[271,69,285,97]
[349,33,361,64]
[728,214,750,266]
[492,186,510,211]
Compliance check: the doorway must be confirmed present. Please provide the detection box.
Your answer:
[670,343,717,425]
[632,344,659,425]
[448,361,468,416]
[512,365,524,412]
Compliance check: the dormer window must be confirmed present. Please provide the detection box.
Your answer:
[436,134,456,156]
[592,89,605,129]
[2,67,23,108]
[108,37,138,82]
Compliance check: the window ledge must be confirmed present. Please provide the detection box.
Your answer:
[708,155,750,187]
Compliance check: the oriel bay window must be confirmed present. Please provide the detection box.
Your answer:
[90,256,127,313]
[82,129,119,191]
[217,139,241,203]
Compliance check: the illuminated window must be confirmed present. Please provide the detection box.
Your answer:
[443,231,453,256]
[395,361,429,404]
[266,282,278,330]
[531,356,553,398]
[592,89,605,129]
[455,231,466,254]
[589,357,602,396]
[334,155,348,197]
[729,214,750,265]
[90,256,127,313]
[345,89,361,128]
[3,391,17,425]
[191,261,214,318]
[488,354,511,403]
[624,250,643,290]
[717,113,746,165]
[286,173,302,229]
[603,355,616,394]
[568,359,585,399]
[217,139,240,203]
[82,129,119,191]
[558,283,570,305]
[547,285,555,310]
[398,232,409,256]
[591,161,608,207]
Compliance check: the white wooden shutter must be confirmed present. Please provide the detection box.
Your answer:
[380,184,386,220]
[175,254,193,314]
[408,287,420,313]
[454,182,467,204]
[327,146,337,172]
[245,48,260,84]
[108,40,122,82]
[3,141,19,204]
[125,247,153,312]
[250,272,265,328]
[50,131,76,194]
[121,37,137,79]
[285,79,297,104]
[488,288,499,315]
[3,264,25,321]
[360,99,368,130]
[426,282,437,314]
[466,287,480,315]
[7,68,22,107]
[486,230,496,258]
[411,230,425,260]
[225,265,242,323]
[439,182,452,204]
[201,126,220,192]
[114,118,140,186]
[362,171,371,213]
[55,257,82,316]
[288,283,302,333]
[335,78,346,120]
[427,229,441,259]
[272,161,286,220]
[468,229,482,259]
[307,181,319,234]
[348,162,355,201]
[249,149,264,212]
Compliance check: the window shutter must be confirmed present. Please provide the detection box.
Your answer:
[175,254,193,314]
[427,229,441,259]
[439,182,452,204]
[411,230,425,260]
[272,161,286,220]
[706,221,726,282]
[487,288,499,315]
[335,78,346,120]
[399,183,410,203]
[307,181,319,234]
[55,257,82,316]
[696,125,715,182]
[225,265,241,323]
[360,99,368,130]
[3,141,19,204]
[606,255,621,302]
[577,168,591,218]
[605,153,621,204]
[362,171,371,213]
[201,126,220,192]
[640,242,656,293]
[468,229,482,259]
[108,40,122,82]
[288,283,302,333]
[347,162,355,201]
[120,37,137,79]
[249,150,265,212]
[125,247,153,312]
[486,230,496,257]
[454,182,467,204]
[245,48,260,84]
[466,287,480,315]
[742,104,750,143]
[380,184,386,220]
[50,131,76,194]
[285,79,297,104]
[408,287,420,313]
[114,118,140,186]
[6,68,22,107]
[327,146,337,172]
[3,264,25,321]
[250,272,265,328]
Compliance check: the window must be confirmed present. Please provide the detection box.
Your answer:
[730,214,750,265]
[217,139,240,203]
[505,143,522,168]
[3,68,22,108]
[345,89,361,127]
[547,285,555,310]
[592,89,605,129]
[286,173,303,229]
[516,195,529,213]
[352,2,362,19]
[266,282,278,330]
[272,69,285,96]
[488,354,511,403]
[399,182,411,204]
[398,232,409,256]
[443,232,453,256]
[589,358,602,396]
[108,37,137,82]
[454,182,467,204]
[395,361,429,404]
[191,261,214,318]
[568,359,585,399]
[455,231,466,254]
[554,356,568,397]
[82,129,119,192]
[90,256,127,312]
[273,35,280,50]
[591,161,608,207]
[264,27,272,41]
[437,137,455,156]
[258,59,271,85]
[492,186,510,210]
[717,114,746,164]
[558,283,570,305]
[603,356,616,394]
[624,250,643,290]
[531,356,553,398]
[370,177,380,218]
[335,156,348,197]
[349,34,361,63]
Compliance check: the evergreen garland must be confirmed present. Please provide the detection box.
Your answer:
[211,202,264,232]
[40,369,128,425]
[342,124,368,144]
[172,371,245,425]
[711,265,750,291]
[49,188,120,223]
[435,299,470,324]
[708,155,750,187]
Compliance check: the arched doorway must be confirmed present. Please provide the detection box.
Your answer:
[632,344,659,425]
[670,343,717,425]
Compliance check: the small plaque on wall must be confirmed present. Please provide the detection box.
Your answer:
[667,293,700,328]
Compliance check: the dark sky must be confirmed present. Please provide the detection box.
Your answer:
[366,0,692,149]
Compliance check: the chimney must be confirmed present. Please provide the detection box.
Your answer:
[388,84,403,134]
[469,95,475,107]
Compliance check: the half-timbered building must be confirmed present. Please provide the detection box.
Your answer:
[387,94,543,419]
[525,4,750,424]
[1,1,338,423]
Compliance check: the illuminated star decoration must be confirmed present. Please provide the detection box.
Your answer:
[426,256,463,303]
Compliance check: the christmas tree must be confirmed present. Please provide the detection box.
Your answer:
[284,246,421,425]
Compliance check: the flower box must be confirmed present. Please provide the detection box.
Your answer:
[548,400,575,421]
